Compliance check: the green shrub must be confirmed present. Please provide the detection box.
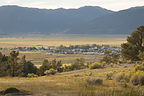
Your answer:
[63,65,73,72]
[106,73,113,80]
[86,78,103,85]
[134,64,144,72]
[85,72,92,76]
[37,59,63,76]
[27,73,38,78]
[120,80,128,88]
[115,72,130,83]
[88,62,103,69]
[44,68,57,75]
[130,71,144,86]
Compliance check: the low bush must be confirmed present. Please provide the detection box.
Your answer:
[63,65,73,72]
[27,73,38,78]
[44,68,57,75]
[88,62,103,69]
[115,72,130,83]
[134,64,144,72]
[86,78,103,85]
[130,71,144,86]
[106,73,113,80]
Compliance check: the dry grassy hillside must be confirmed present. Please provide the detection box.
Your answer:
[0,64,143,96]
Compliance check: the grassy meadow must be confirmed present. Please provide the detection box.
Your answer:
[0,65,144,96]
[0,50,103,66]
[0,34,127,48]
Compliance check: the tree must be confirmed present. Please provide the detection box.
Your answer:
[36,59,50,76]
[8,51,20,77]
[121,26,144,61]
[111,53,120,64]
[101,50,119,64]
[138,51,144,61]
[37,59,63,76]
[0,52,9,77]
[0,51,37,77]
[71,58,85,70]
[23,61,37,76]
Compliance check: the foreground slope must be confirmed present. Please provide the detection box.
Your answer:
[0,65,143,96]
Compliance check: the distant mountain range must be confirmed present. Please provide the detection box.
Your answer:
[0,5,143,35]
[0,5,113,35]
[66,6,144,34]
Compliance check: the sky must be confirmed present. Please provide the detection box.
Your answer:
[0,0,144,11]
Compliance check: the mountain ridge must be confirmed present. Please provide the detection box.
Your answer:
[0,5,143,35]
[0,5,113,35]
[66,6,144,34]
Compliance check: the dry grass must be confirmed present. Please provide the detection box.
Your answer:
[0,50,103,65]
[1,34,142,96]
[0,34,126,66]
[0,34,127,48]
[0,65,143,96]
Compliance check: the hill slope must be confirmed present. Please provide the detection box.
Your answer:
[66,6,144,34]
[0,5,113,35]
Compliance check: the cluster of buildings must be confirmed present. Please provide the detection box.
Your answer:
[0,45,121,55]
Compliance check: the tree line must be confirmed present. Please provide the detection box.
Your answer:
[0,51,37,77]
[0,51,87,77]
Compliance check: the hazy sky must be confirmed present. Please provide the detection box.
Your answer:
[0,0,144,11]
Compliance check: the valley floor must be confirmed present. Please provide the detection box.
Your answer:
[0,34,127,48]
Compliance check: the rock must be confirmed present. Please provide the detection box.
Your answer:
[0,87,31,96]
